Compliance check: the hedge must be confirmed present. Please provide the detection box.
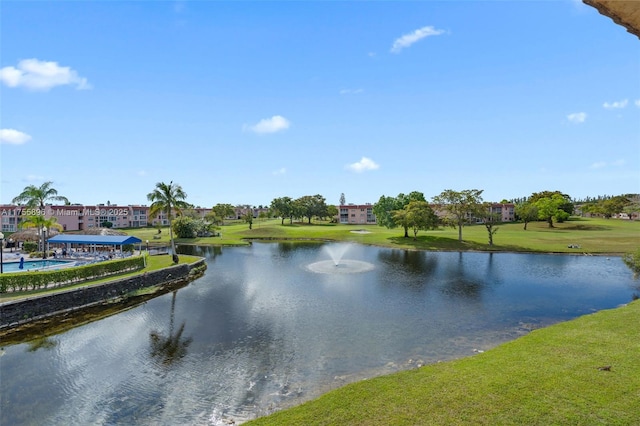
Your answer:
[0,255,146,293]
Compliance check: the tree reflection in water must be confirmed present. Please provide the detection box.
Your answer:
[27,336,57,352]
[149,290,192,367]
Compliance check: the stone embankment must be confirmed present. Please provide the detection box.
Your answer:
[0,258,206,331]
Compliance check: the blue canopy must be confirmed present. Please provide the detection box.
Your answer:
[47,235,142,246]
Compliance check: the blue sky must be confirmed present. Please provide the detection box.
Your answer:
[1,0,639,208]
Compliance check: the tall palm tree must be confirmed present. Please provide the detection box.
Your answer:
[12,181,69,208]
[12,181,68,255]
[147,181,188,263]
[20,215,63,258]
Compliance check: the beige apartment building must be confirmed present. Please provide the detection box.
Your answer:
[339,204,376,225]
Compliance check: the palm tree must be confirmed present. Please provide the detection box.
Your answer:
[12,181,69,255]
[12,181,69,208]
[20,215,63,258]
[147,181,188,263]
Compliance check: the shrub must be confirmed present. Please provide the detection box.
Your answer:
[23,241,37,252]
[172,216,197,238]
[0,255,146,293]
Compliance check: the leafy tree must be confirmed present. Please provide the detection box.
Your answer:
[391,209,410,238]
[242,210,254,229]
[295,194,328,224]
[326,205,339,223]
[534,193,568,228]
[623,196,640,220]
[373,195,402,230]
[515,202,538,230]
[172,216,197,238]
[588,195,632,218]
[12,181,69,254]
[270,197,295,225]
[530,191,574,216]
[479,203,501,246]
[432,189,484,242]
[373,191,426,231]
[402,201,439,239]
[147,181,189,263]
[212,203,235,225]
[340,193,346,205]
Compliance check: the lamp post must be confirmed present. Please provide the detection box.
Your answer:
[42,226,48,259]
[146,240,149,253]
[0,231,4,274]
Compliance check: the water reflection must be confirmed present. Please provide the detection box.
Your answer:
[1,243,637,425]
[178,244,222,259]
[149,291,193,367]
[27,336,58,352]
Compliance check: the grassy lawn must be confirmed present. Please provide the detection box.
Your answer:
[247,300,640,425]
[123,217,639,254]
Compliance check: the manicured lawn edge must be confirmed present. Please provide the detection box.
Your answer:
[124,217,640,255]
[247,300,640,425]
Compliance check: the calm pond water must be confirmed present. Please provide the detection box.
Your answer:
[1,242,637,425]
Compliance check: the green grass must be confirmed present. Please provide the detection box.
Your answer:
[123,217,639,254]
[247,300,640,425]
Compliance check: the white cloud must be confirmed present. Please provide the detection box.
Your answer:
[137,170,147,176]
[346,157,380,173]
[634,99,640,107]
[603,99,628,109]
[339,88,364,95]
[390,26,445,53]
[567,112,586,123]
[590,159,626,169]
[0,128,31,145]
[244,115,290,134]
[272,167,287,175]
[24,174,45,182]
[0,58,91,91]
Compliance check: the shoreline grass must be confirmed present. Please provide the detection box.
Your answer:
[247,300,640,425]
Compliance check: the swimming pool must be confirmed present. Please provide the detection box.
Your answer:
[3,259,75,273]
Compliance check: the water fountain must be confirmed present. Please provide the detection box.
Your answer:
[306,243,375,274]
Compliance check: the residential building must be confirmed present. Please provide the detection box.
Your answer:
[339,204,376,225]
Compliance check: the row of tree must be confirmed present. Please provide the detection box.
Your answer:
[10,182,639,260]
[373,189,497,243]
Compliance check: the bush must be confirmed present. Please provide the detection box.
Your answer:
[0,255,146,293]
[172,216,197,238]
[22,241,37,252]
